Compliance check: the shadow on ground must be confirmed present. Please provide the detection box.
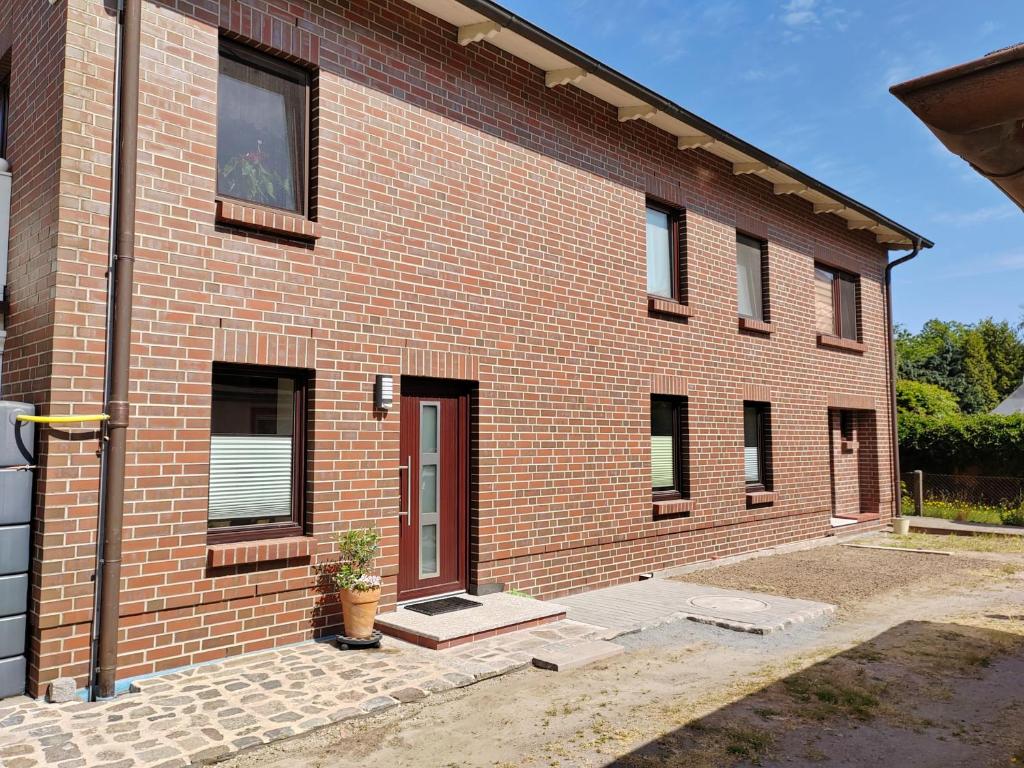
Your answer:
[604,619,1024,768]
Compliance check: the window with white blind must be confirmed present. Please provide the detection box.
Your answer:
[646,202,681,300]
[737,234,765,321]
[743,403,770,491]
[208,364,306,540]
[814,264,859,341]
[651,396,688,500]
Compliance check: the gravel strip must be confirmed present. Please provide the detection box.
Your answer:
[675,546,984,611]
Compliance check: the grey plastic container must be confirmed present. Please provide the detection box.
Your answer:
[0,614,25,657]
[0,402,34,467]
[0,526,29,576]
[0,574,27,618]
[0,655,25,698]
[0,470,31,525]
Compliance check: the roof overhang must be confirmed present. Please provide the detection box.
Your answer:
[891,43,1024,213]
[403,0,932,250]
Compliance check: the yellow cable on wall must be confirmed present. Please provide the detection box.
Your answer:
[15,413,109,424]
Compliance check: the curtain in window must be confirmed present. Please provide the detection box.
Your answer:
[209,370,296,527]
[217,54,305,213]
[838,276,858,340]
[743,406,761,484]
[814,267,835,335]
[646,208,673,297]
[736,238,763,320]
[651,399,676,490]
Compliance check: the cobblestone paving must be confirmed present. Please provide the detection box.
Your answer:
[0,620,601,767]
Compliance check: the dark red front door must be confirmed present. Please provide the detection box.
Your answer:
[398,379,469,602]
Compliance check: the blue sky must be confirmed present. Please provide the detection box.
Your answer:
[499,0,1024,332]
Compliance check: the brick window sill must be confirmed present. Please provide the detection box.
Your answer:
[216,199,320,241]
[648,296,692,319]
[746,490,777,507]
[739,316,773,335]
[207,535,316,568]
[817,334,865,354]
[653,498,694,517]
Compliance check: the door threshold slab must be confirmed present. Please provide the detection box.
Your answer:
[376,592,567,650]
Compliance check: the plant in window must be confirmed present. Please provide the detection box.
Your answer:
[333,527,382,640]
[218,139,294,210]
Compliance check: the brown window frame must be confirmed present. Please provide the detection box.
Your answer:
[645,200,685,303]
[651,395,689,502]
[0,75,8,159]
[216,38,313,218]
[736,233,768,322]
[207,363,309,544]
[743,402,771,493]
[815,263,859,341]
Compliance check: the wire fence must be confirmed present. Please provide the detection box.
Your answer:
[902,471,1024,511]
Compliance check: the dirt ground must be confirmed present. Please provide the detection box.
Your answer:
[219,539,1024,768]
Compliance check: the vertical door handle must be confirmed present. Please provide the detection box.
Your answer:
[398,462,412,525]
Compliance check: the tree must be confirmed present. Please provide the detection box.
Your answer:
[896,320,999,414]
[976,318,1024,400]
[896,380,960,418]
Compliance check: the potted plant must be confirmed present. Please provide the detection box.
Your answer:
[333,527,382,639]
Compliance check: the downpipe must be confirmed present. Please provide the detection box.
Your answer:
[88,0,123,703]
[93,0,140,701]
[884,238,923,522]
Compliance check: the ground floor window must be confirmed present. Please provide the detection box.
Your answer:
[744,402,771,491]
[208,364,307,541]
[651,396,689,500]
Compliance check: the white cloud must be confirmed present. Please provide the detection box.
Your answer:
[934,205,1018,227]
[781,0,819,28]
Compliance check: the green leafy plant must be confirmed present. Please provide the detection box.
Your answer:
[899,411,1024,477]
[218,140,293,210]
[999,504,1024,527]
[333,527,381,592]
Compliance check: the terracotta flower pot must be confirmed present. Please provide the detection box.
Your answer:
[339,587,381,639]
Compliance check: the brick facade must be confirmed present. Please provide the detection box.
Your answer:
[2,0,898,696]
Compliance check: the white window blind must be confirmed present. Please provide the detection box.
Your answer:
[814,267,835,335]
[209,434,293,521]
[744,446,761,484]
[646,207,673,297]
[651,435,675,489]
[736,237,763,320]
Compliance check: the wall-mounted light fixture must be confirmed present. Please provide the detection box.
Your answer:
[374,375,394,410]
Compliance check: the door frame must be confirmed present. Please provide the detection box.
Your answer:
[397,377,472,603]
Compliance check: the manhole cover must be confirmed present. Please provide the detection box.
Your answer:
[687,595,770,613]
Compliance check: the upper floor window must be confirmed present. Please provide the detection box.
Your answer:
[217,40,310,215]
[651,396,689,501]
[208,364,307,541]
[646,203,682,300]
[736,234,766,321]
[814,264,859,341]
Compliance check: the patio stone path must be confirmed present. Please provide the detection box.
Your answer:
[0,619,601,768]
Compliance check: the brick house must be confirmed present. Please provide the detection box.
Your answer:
[0,0,930,698]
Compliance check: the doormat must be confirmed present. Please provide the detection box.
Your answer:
[404,596,482,616]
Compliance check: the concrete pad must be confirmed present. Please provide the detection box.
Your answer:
[532,640,624,672]
[375,592,566,644]
[558,579,835,637]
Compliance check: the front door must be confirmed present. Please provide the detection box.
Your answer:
[398,379,470,602]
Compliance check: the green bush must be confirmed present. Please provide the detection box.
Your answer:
[899,411,1024,477]
[896,380,961,418]
[999,505,1024,527]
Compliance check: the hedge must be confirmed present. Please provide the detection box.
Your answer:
[899,411,1024,477]
[895,379,960,418]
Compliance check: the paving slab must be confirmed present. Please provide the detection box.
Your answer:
[532,640,624,672]
[0,619,603,768]
[558,578,835,636]
[906,516,1024,537]
[375,592,567,643]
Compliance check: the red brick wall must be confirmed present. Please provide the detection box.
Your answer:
[829,411,860,517]
[10,0,896,695]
